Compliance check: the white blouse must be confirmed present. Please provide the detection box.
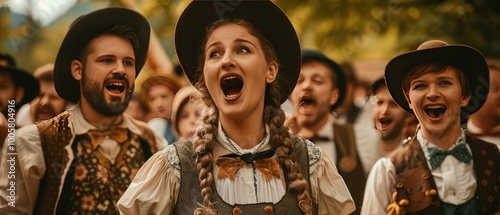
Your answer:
[118,122,355,215]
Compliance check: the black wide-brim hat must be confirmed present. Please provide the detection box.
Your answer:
[385,40,489,116]
[54,7,151,103]
[175,0,300,105]
[0,54,39,106]
[301,49,346,111]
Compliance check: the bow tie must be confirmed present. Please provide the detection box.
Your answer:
[87,127,129,149]
[216,148,280,181]
[428,144,472,170]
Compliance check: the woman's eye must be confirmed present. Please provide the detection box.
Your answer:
[209,51,221,59]
[238,47,250,54]
[412,84,425,90]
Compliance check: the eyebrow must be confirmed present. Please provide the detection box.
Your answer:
[206,38,257,51]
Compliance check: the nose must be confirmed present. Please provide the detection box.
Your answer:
[426,84,440,101]
[112,60,127,75]
[220,53,236,70]
[39,95,49,106]
[380,102,389,115]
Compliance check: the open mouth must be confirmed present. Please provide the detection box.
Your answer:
[379,117,393,125]
[221,75,243,98]
[298,95,317,112]
[105,80,127,94]
[424,104,446,119]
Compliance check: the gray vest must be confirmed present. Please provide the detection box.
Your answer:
[173,135,316,215]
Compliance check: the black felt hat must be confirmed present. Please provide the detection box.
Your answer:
[385,40,489,116]
[0,54,39,107]
[54,7,151,103]
[175,0,300,104]
[301,49,347,111]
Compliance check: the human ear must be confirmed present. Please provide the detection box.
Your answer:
[330,88,339,107]
[460,94,471,107]
[266,61,278,83]
[71,60,83,81]
[15,86,25,104]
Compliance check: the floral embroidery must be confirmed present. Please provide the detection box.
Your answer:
[305,139,321,166]
[65,132,147,214]
[166,144,181,171]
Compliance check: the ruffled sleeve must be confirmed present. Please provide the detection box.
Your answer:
[307,140,356,215]
[118,145,181,215]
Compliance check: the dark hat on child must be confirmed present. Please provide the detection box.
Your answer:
[0,54,39,106]
[301,49,347,111]
[175,0,300,104]
[54,7,151,103]
[385,40,489,116]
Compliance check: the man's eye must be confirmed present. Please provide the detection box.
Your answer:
[439,80,452,86]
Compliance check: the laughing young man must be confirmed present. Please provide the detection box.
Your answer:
[361,40,499,215]
[0,8,166,214]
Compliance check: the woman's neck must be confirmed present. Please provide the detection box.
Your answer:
[220,115,266,150]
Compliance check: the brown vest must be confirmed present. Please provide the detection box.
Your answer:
[332,122,366,215]
[173,135,316,215]
[33,111,158,215]
[388,135,500,214]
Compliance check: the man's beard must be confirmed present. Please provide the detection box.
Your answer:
[81,72,133,117]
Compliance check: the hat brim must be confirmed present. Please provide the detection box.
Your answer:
[0,67,39,106]
[385,45,489,116]
[54,7,150,103]
[175,0,300,105]
[301,49,347,111]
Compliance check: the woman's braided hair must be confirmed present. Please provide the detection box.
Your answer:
[191,19,312,215]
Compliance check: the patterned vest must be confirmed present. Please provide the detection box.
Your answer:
[173,135,316,215]
[33,111,158,215]
[388,135,500,214]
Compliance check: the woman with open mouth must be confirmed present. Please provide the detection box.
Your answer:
[362,40,499,215]
[118,1,355,215]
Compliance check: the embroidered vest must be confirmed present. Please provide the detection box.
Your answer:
[388,135,500,214]
[34,111,158,215]
[173,135,316,215]
[332,122,366,215]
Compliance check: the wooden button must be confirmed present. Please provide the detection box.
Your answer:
[264,206,273,214]
[232,207,241,215]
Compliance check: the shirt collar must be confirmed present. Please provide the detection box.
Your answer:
[216,121,271,155]
[417,127,468,150]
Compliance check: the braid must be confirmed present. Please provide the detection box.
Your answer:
[192,76,220,215]
[265,83,313,213]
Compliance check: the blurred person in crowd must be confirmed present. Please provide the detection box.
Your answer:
[141,73,181,144]
[125,93,150,122]
[467,64,500,146]
[286,49,362,214]
[170,85,204,140]
[0,54,39,118]
[0,8,166,214]
[371,77,417,155]
[118,1,354,214]
[362,40,499,215]
[30,63,74,123]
